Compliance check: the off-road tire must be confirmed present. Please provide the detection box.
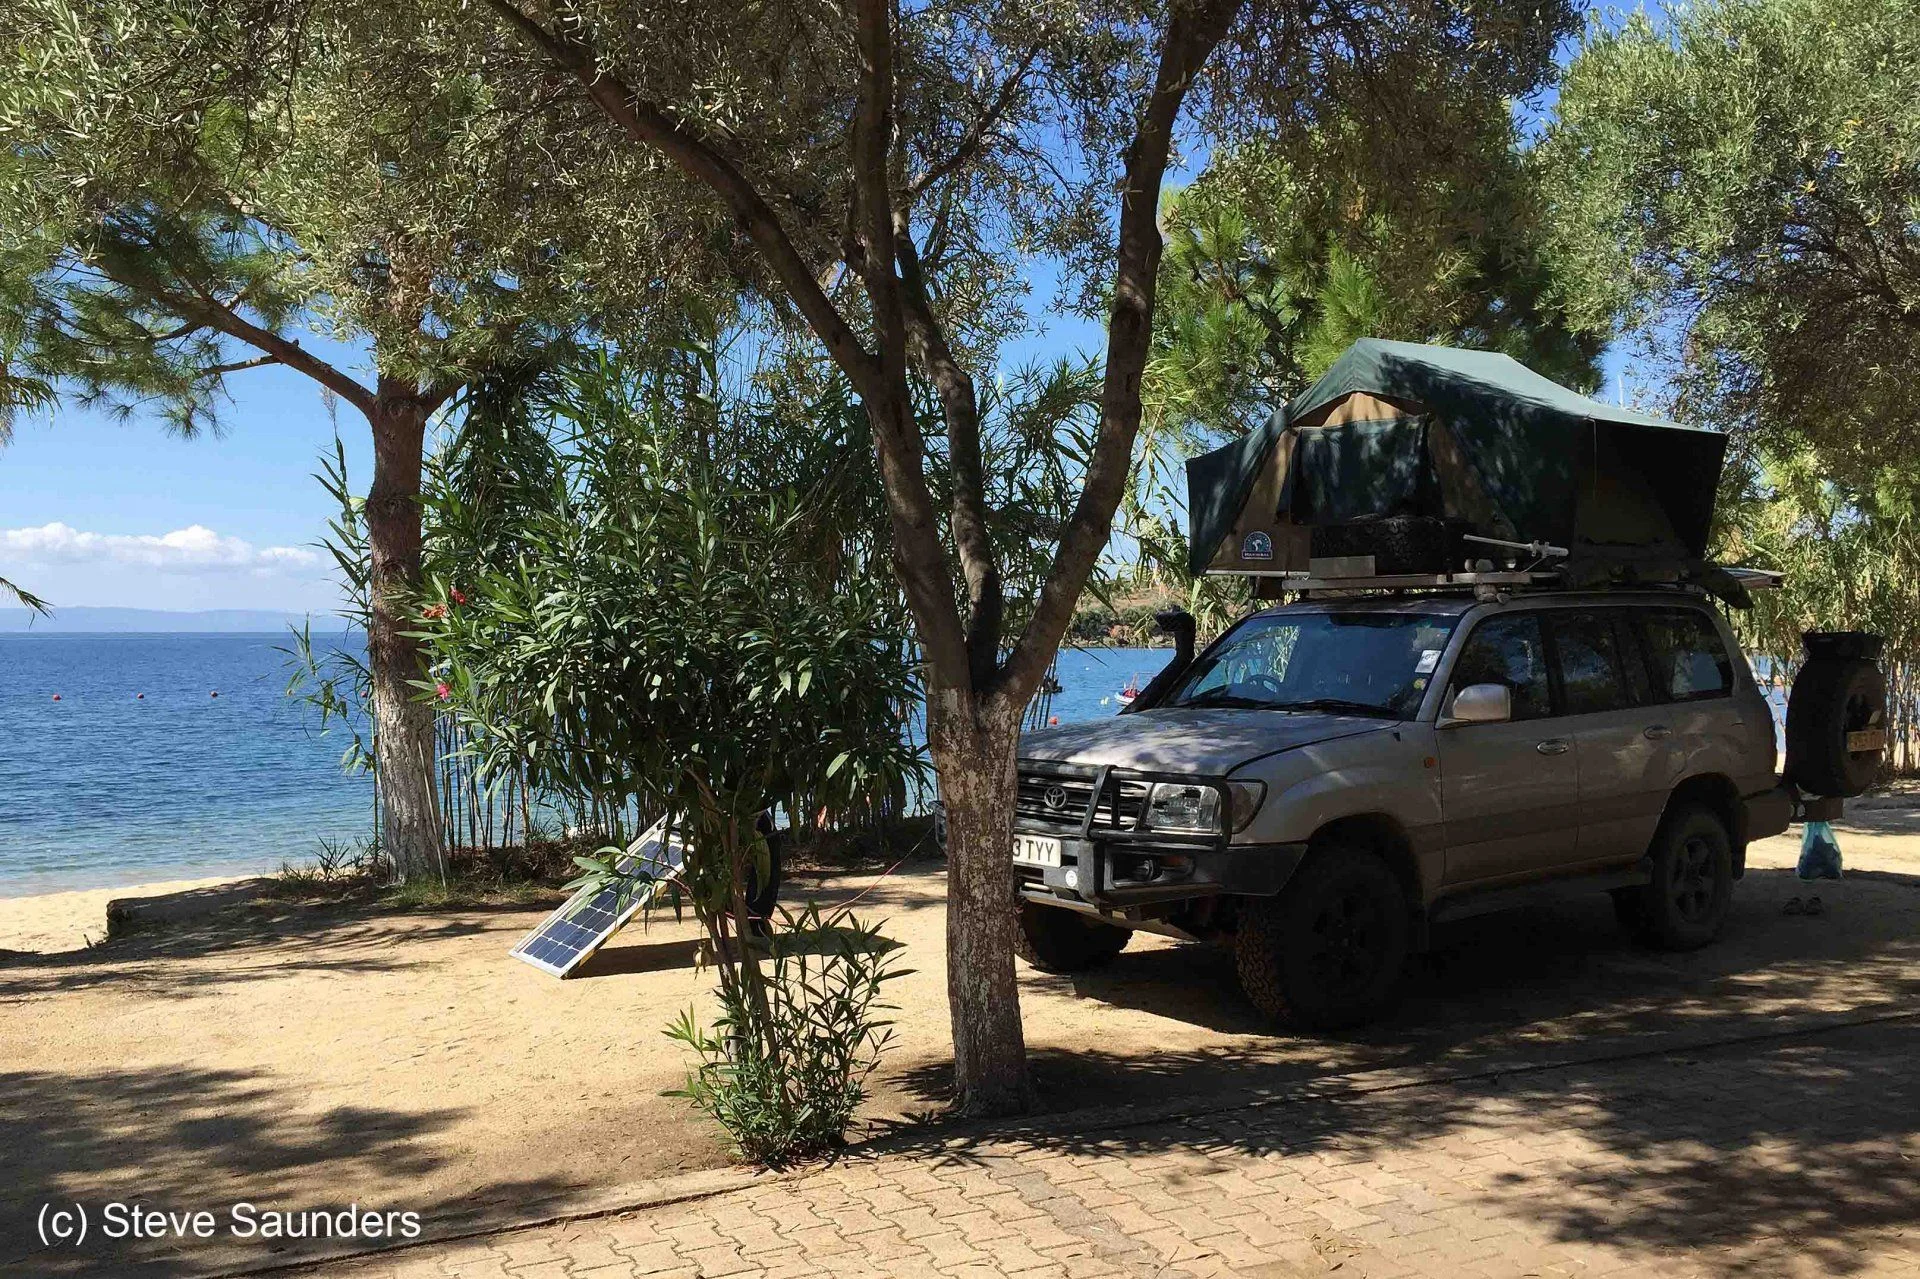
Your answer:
[1016,901,1131,972]
[1235,843,1411,1029]
[1620,804,1734,950]
[1785,657,1887,797]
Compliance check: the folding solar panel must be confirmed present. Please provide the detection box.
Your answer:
[509,815,687,977]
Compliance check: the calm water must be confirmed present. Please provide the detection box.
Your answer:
[0,634,1170,896]
[0,633,374,897]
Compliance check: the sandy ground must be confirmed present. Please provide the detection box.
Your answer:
[4,806,1919,1276]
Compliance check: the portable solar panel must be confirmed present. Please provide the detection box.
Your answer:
[509,815,687,977]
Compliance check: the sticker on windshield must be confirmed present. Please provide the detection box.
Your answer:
[1415,648,1442,674]
[1240,530,1273,561]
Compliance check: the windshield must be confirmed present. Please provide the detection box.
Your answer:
[1160,611,1457,718]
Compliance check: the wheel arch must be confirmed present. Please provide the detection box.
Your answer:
[1664,772,1746,854]
[1304,812,1426,914]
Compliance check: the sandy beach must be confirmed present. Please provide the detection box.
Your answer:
[0,876,242,955]
[4,806,1919,1274]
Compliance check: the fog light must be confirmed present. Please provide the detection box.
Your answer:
[1063,868,1079,890]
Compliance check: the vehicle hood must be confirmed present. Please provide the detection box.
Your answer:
[1018,708,1391,776]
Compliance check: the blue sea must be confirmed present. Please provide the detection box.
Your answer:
[0,633,1171,896]
[0,633,375,897]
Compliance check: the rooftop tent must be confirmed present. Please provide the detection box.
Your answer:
[1186,338,1728,581]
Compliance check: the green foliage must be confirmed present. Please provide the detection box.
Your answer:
[1720,449,1920,769]
[1148,122,1600,445]
[667,902,906,1165]
[1540,0,1920,476]
[419,346,924,1156]
[0,0,726,431]
[0,574,49,614]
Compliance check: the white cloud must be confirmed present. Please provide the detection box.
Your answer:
[0,522,322,575]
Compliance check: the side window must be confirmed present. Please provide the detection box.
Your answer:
[1448,613,1552,721]
[1640,609,1734,701]
[1609,611,1655,704]
[1549,611,1635,715]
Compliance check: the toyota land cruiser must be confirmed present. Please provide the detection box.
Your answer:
[1012,589,1825,1028]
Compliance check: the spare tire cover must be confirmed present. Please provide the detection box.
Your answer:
[1785,658,1887,797]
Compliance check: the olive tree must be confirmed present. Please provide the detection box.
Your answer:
[0,0,719,876]
[1539,0,1920,477]
[450,0,1572,1112]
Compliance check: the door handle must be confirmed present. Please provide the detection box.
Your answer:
[1643,725,1672,740]
[1535,739,1571,756]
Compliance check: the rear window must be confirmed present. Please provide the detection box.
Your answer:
[1550,611,1637,715]
[1638,609,1734,701]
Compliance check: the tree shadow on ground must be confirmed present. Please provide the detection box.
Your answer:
[894,867,1920,1112]
[879,867,1920,1274]
[0,1062,578,1278]
[879,1019,1919,1277]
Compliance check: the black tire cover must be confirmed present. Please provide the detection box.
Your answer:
[1785,657,1887,797]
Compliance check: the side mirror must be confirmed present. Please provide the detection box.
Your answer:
[1444,683,1512,726]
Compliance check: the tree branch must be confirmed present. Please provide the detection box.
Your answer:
[998,0,1241,704]
[894,218,1002,689]
[480,0,882,397]
[903,42,1042,205]
[92,222,379,417]
[201,353,282,376]
[849,0,976,691]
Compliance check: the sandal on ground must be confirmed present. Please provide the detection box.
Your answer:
[1804,896,1825,917]
[1783,897,1805,915]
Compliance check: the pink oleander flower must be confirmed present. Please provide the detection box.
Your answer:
[435,681,452,701]
[449,587,468,606]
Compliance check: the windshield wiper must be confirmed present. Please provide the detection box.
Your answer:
[1175,688,1269,709]
[1266,698,1394,718]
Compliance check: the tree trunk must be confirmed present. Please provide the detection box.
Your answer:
[364,380,444,882]
[926,687,1033,1116]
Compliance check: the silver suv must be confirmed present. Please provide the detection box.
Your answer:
[1013,589,1794,1027]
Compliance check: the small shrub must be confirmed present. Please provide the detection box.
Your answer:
[667,903,906,1165]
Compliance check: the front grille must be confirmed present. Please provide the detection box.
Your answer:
[1015,768,1149,829]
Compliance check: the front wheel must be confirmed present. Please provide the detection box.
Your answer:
[1620,804,1733,950]
[1235,844,1411,1029]
[1016,901,1131,972]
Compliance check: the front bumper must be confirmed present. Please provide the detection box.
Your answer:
[1011,761,1305,906]
[1014,829,1308,906]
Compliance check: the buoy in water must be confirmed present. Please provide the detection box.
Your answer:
[210,691,220,698]
[136,693,145,699]
[51,694,61,701]
[1048,715,1059,725]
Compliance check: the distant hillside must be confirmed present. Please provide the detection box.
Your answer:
[0,606,355,634]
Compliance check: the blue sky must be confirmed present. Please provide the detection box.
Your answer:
[0,8,1640,616]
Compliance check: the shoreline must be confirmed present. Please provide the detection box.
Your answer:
[0,874,249,954]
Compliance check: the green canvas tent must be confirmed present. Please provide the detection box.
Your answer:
[1186,339,1728,585]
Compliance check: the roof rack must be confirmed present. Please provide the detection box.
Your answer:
[1210,564,1783,603]
[1215,568,1563,600]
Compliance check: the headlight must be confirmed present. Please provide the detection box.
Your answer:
[1144,782,1223,833]
[1141,779,1267,834]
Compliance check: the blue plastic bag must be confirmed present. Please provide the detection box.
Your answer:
[1797,820,1844,881]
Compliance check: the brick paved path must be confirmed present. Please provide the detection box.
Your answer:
[323,1016,1920,1279]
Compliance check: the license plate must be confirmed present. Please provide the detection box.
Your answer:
[1847,729,1887,753]
[1012,834,1063,868]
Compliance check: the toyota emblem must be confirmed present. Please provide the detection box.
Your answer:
[1043,785,1069,811]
